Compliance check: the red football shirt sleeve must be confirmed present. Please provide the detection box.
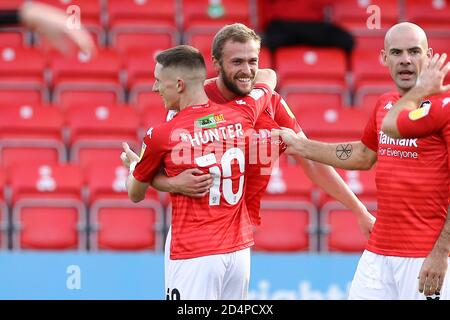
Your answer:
[133,127,167,183]
[272,94,302,133]
[244,83,273,123]
[397,104,445,138]
[361,99,380,152]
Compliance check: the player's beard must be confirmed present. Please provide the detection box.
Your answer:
[220,67,256,96]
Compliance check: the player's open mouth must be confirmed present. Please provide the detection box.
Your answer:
[398,70,414,80]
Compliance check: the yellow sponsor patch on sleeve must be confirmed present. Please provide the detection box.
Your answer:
[408,103,431,120]
[139,142,147,161]
[281,98,296,119]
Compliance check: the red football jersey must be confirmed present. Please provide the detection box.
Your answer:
[205,81,302,225]
[134,85,272,259]
[362,92,449,257]
[397,94,450,173]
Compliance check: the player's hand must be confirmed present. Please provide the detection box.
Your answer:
[20,2,96,56]
[272,127,303,156]
[168,168,213,198]
[415,53,450,97]
[356,209,376,239]
[418,251,448,297]
[120,142,139,169]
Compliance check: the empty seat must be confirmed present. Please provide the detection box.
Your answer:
[299,106,368,141]
[0,169,6,249]
[352,48,391,91]
[9,163,83,204]
[50,49,121,85]
[284,92,343,116]
[110,28,177,57]
[107,0,176,28]
[263,163,315,203]
[12,198,86,250]
[275,46,347,95]
[405,0,450,33]
[253,200,317,252]
[66,104,140,168]
[331,0,399,34]
[0,30,27,47]
[0,86,47,104]
[320,201,377,252]
[89,199,164,251]
[0,46,46,83]
[55,86,125,106]
[182,0,251,30]
[123,48,164,89]
[86,162,159,204]
[0,103,66,168]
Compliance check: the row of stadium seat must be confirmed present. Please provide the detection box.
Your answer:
[3,0,450,36]
[0,158,377,252]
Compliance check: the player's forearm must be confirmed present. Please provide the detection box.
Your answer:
[151,170,174,193]
[381,86,425,138]
[126,172,149,203]
[296,139,375,170]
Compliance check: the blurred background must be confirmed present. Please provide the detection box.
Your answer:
[0,0,448,299]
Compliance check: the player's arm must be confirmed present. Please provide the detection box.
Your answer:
[151,168,212,198]
[120,142,150,203]
[276,128,377,170]
[19,2,95,55]
[382,53,450,138]
[419,205,450,296]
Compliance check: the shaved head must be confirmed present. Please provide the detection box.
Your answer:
[384,22,428,51]
[382,22,432,95]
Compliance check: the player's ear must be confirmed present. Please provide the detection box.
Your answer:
[213,57,221,73]
[176,79,185,93]
[380,49,388,67]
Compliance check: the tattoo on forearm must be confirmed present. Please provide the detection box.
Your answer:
[336,144,353,160]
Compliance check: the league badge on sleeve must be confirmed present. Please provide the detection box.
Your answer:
[139,142,147,162]
[408,101,431,121]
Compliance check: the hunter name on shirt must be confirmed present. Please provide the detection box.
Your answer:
[180,122,244,147]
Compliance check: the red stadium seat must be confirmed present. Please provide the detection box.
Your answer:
[86,163,159,204]
[284,92,343,116]
[320,201,377,252]
[37,0,102,28]
[123,49,163,89]
[66,104,140,168]
[89,199,164,251]
[298,106,368,141]
[352,48,391,92]
[110,28,177,57]
[331,0,399,34]
[354,83,396,110]
[318,168,377,206]
[263,164,315,203]
[0,30,27,47]
[50,49,121,85]
[9,163,83,204]
[275,46,347,95]
[0,46,46,83]
[182,0,251,30]
[0,86,47,104]
[12,198,87,250]
[107,0,176,28]
[130,86,168,126]
[253,201,318,252]
[259,47,273,69]
[0,103,66,169]
[0,169,7,249]
[405,0,450,33]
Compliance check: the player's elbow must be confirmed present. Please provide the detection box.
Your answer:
[128,190,145,203]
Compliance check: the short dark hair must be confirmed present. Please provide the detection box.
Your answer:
[212,23,261,62]
[156,45,206,72]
